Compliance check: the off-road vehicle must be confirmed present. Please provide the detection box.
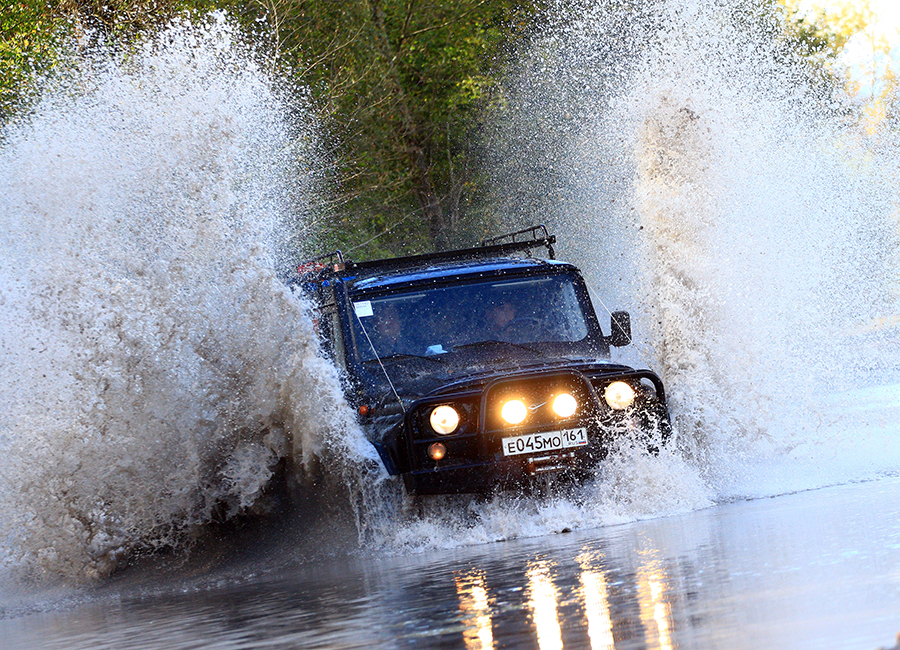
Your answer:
[294,226,671,495]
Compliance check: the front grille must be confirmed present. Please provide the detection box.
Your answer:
[482,371,597,434]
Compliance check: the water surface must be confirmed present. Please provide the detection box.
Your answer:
[3,475,898,649]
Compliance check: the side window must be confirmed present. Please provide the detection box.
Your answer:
[550,279,590,341]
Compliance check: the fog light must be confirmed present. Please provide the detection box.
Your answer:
[604,381,635,410]
[501,399,528,425]
[428,442,447,461]
[552,392,577,418]
[430,405,460,434]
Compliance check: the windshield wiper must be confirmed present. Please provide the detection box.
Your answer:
[362,352,444,364]
[451,339,543,355]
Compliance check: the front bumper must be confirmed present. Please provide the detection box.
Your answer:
[393,367,671,495]
[403,441,602,495]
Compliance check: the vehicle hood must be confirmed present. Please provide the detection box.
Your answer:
[360,345,628,407]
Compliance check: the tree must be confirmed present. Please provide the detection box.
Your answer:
[778,0,870,62]
[776,0,900,129]
[256,0,546,257]
[0,1,60,120]
[3,0,548,256]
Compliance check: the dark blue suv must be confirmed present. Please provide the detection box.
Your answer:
[295,226,671,495]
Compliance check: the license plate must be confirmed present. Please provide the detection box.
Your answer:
[501,427,588,457]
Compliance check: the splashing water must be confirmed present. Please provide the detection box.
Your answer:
[613,0,900,494]
[485,0,900,503]
[0,16,375,581]
[5,0,900,584]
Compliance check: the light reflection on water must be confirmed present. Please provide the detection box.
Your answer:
[456,570,493,650]
[454,542,677,650]
[577,561,615,650]
[637,560,673,650]
[2,476,899,649]
[526,561,564,650]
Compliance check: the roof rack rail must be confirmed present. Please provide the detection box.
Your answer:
[295,224,556,282]
[479,224,555,259]
[296,250,346,277]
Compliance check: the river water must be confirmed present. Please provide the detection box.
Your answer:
[2,2,900,648]
[1,472,899,649]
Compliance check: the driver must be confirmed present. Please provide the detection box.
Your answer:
[486,299,517,340]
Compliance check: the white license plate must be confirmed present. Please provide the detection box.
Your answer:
[501,427,588,457]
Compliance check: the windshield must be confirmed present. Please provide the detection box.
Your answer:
[350,273,594,362]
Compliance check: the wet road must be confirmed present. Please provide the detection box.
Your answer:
[2,475,898,650]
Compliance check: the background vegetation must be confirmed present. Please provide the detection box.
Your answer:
[0,0,881,259]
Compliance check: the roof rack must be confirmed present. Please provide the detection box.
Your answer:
[479,224,556,259]
[295,250,346,278]
[295,224,556,281]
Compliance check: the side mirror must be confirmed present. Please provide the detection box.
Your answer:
[608,311,631,347]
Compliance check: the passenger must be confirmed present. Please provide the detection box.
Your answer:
[372,302,403,356]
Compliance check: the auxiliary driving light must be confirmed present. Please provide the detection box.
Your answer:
[429,405,460,434]
[604,381,635,410]
[428,442,447,461]
[552,392,578,418]
[501,399,528,425]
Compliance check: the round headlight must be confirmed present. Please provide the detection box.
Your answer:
[552,392,578,418]
[430,405,460,435]
[501,399,528,425]
[604,381,635,410]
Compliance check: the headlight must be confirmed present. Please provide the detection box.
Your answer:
[604,381,635,410]
[428,442,447,460]
[430,405,460,434]
[501,399,528,425]
[552,392,578,418]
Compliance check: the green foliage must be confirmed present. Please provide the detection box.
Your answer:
[0,1,59,119]
[258,0,547,258]
[6,0,853,258]
[2,0,543,257]
[779,0,870,61]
